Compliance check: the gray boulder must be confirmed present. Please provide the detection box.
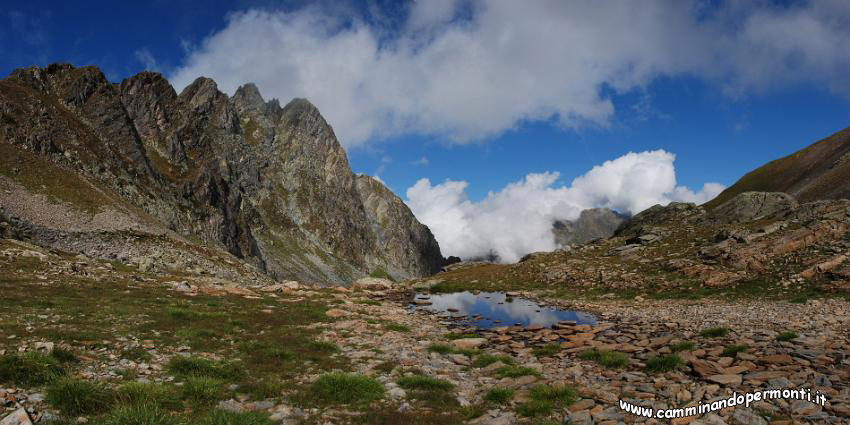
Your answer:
[708,192,798,224]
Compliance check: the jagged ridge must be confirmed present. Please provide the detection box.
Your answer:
[0,63,444,284]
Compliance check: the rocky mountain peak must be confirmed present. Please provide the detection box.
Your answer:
[179,76,225,112]
[280,98,328,132]
[119,72,179,146]
[232,83,265,113]
[0,63,444,285]
[120,71,176,98]
[275,97,349,180]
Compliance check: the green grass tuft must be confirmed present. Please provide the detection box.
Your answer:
[578,349,629,369]
[308,373,385,405]
[241,341,295,364]
[122,347,153,362]
[0,352,65,385]
[427,343,454,355]
[453,348,481,357]
[776,331,799,342]
[721,344,748,356]
[384,322,410,333]
[645,354,683,373]
[166,307,200,320]
[96,404,184,425]
[196,410,274,425]
[115,382,181,410]
[473,354,515,368]
[369,268,393,280]
[167,356,245,380]
[531,343,561,357]
[700,327,730,338]
[307,340,340,353]
[373,360,398,374]
[46,378,112,415]
[397,375,454,391]
[240,377,285,401]
[180,377,225,406]
[444,333,478,340]
[788,295,808,304]
[493,365,540,378]
[670,341,695,352]
[515,385,577,417]
[483,387,514,404]
[50,347,79,364]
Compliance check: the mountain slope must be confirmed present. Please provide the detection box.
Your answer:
[705,125,850,209]
[0,63,443,284]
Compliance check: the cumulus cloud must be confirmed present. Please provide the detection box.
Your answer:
[405,150,723,263]
[169,1,850,147]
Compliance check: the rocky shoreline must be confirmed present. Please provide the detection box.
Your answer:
[322,285,850,424]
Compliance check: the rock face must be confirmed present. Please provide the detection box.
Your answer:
[0,63,443,284]
[707,192,798,224]
[553,208,629,247]
[356,175,443,278]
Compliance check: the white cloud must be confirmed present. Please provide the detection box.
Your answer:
[134,48,160,71]
[406,150,723,262]
[168,1,850,147]
[412,156,429,166]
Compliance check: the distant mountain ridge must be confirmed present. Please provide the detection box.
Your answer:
[553,208,629,247]
[0,63,444,284]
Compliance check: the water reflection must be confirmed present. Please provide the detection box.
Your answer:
[411,291,595,329]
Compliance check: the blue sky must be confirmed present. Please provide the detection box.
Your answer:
[3,1,850,259]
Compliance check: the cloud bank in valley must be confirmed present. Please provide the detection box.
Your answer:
[169,1,850,147]
[405,150,724,263]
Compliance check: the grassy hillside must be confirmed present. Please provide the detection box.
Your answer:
[704,125,850,209]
